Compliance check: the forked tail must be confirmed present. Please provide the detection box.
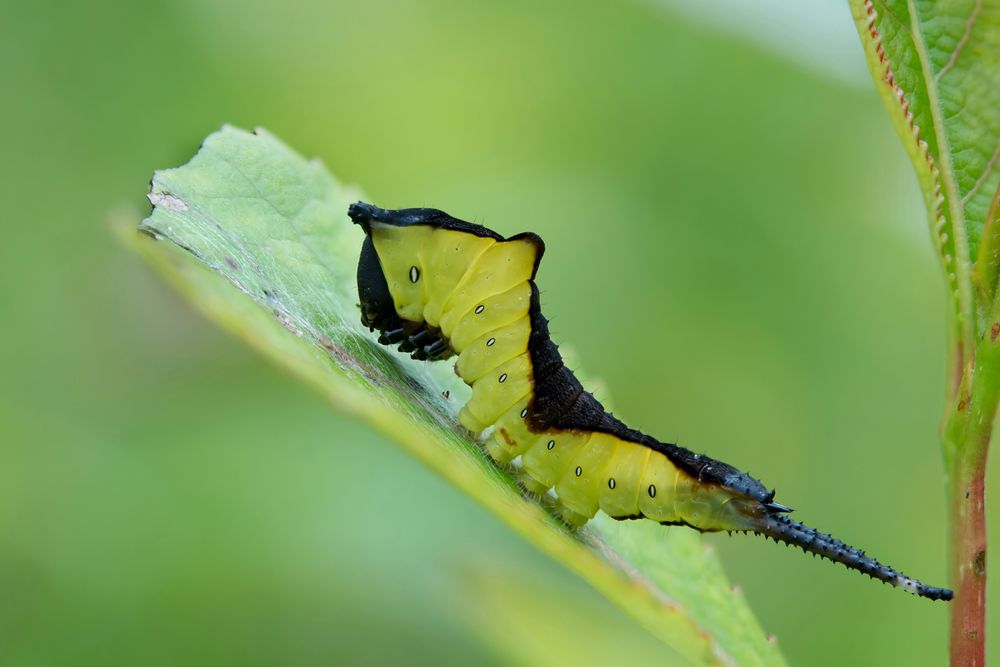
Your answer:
[748,512,952,601]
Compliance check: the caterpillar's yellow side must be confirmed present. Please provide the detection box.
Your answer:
[349,201,951,602]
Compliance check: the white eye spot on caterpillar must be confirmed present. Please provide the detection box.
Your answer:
[486,337,496,347]
[648,484,657,498]
[409,266,420,283]
[546,440,555,450]
[575,466,582,477]
[608,478,616,489]
[498,373,508,383]
[520,408,528,418]
[475,304,485,314]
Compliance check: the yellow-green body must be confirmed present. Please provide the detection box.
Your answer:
[369,222,748,529]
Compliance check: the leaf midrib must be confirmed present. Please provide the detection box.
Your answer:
[905,0,976,348]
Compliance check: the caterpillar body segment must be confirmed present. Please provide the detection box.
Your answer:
[348,201,952,602]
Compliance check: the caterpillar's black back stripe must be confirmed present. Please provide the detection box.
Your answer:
[522,283,773,502]
[349,201,504,240]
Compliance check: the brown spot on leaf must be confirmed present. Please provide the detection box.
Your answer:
[992,322,1000,341]
[273,309,302,336]
[224,257,239,270]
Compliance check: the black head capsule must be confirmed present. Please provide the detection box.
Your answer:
[349,200,466,231]
[348,201,381,232]
[355,235,399,331]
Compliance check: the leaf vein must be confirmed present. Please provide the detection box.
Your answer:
[871,0,913,36]
[935,0,982,82]
[908,0,975,325]
[963,138,1000,205]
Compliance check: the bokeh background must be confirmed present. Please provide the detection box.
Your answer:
[2,0,994,664]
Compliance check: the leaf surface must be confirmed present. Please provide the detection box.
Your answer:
[849,0,1000,339]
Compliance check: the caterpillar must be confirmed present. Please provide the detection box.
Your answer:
[348,201,952,602]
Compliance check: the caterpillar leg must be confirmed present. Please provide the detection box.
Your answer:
[378,327,408,345]
[416,338,451,361]
[553,503,592,528]
[397,327,434,353]
[512,469,587,527]
[518,472,549,496]
[378,323,455,361]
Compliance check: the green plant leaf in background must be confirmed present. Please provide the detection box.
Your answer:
[126,125,786,667]
[849,0,1000,353]
[848,1,1000,662]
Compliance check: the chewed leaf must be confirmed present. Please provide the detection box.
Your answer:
[131,126,785,667]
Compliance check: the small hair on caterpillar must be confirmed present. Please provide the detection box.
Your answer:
[348,200,952,603]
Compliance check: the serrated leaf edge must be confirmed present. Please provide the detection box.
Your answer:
[853,0,976,356]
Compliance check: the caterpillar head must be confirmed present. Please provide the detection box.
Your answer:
[350,202,404,331]
[347,201,416,331]
[355,233,399,331]
[349,200,493,331]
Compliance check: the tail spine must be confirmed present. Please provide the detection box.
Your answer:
[748,512,952,601]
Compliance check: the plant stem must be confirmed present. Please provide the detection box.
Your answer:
[946,321,999,666]
[949,458,987,666]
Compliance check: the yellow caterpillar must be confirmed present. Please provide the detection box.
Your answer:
[349,201,951,602]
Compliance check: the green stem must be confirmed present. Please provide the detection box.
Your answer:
[945,306,1000,666]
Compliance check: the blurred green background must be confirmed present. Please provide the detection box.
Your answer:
[2,0,993,664]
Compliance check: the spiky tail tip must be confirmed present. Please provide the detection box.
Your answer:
[749,512,952,602]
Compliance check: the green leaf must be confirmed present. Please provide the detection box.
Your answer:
[973,182,1000,304]
[849,0,1000,344]
[452,560,691,666]
[126,126,785,666]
